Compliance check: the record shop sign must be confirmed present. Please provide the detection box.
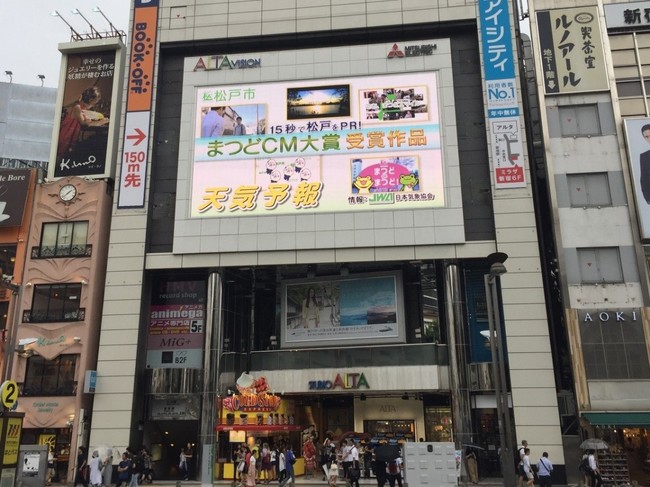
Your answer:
[578,309,640,323]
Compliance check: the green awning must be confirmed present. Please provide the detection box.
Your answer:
[583,412,650,426]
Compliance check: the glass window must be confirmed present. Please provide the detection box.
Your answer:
[29,284,82,322]
[39,222,88,258]
[567,173,611,207]
[23,354,77,396]
[577,248,623,283]
[559,105,601,137]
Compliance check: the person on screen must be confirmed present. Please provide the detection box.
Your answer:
[57,86,109,160]
[233,116,247,135]
[201,106,226,137]
[301,287,320,328]
[639,124,650,203]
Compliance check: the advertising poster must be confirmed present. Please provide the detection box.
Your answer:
[192,72,443,218]
[146,280,206,369]
[478,0,527,189]
[54,51,115,177]
[537,6,608,94]
[624,118,650,239]
[282,273,404,348]
[0,170,30,227]
[2,418,21,465]
[117,0,160,208]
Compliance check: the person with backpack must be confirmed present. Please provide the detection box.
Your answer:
[579,452,591,486]
[516,440,529,487]
[281,445,295,487]
[386,456,403,487]
[587,449,603,487]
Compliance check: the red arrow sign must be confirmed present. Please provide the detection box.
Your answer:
[127,128,146,146]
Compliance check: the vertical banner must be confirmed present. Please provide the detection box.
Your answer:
[623,118,650,240]
[53,51,116,177]
[117,0,159,208]
[478,0,526,189]
[537,7,608,95]
[146,279,206,369]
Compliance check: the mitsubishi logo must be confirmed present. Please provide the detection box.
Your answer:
[387,44,404,58]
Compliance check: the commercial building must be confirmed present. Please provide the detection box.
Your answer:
[3,36,125,483]
[528,0,650,484]
[88,0,566,483]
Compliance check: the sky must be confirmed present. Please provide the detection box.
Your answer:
[0,0,530,89]
[0,0,131,88]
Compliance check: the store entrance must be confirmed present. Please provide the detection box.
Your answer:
[142,419,199,480]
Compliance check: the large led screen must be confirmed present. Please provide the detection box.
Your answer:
[192,73,443,218]
[281,272,405,348]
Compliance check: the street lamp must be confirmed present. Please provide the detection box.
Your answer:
[484,253,516,487]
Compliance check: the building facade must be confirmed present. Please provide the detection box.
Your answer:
[88,0,566,483]
[3,37,125,483]
[528,0,650,484]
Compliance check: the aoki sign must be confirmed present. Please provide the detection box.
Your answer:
[308,372,370,390]
[577,309,640,323]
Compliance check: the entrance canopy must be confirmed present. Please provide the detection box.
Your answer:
[583,412,650,427]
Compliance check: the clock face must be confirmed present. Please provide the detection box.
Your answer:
[59,184,77,202]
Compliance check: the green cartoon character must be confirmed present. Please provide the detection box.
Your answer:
[399,173,418,191]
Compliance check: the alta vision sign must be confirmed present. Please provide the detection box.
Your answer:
[194,55,261,71]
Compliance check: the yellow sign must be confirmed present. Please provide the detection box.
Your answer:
[38,434,56,453]
[0,381,18,410]
[3,417,22,464]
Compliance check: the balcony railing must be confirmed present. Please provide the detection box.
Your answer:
[22,308,85,323]
[19,381,77,397]
[31,244,92,259]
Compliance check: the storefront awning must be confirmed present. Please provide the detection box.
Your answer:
[583,412,650,426]
[215,424,303,432]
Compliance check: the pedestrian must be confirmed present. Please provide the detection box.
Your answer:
[277,446,286,486]
[74,446,89,487]
[587,449,603,487]
[183,442,194,480]
[341,440,352,479]
[116,452,132,487]
[282,445,295,487]
[522,448,534,487]
[129,448,142,487]
[362,443,373,479]
[386,456,403,487]
[328,461,339,487]
[247,451,257,487]
[516,440,529,487]
[373,458,387,487]
[465,448,478,484]
[536,451,553,487]
[89,450,104,487]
